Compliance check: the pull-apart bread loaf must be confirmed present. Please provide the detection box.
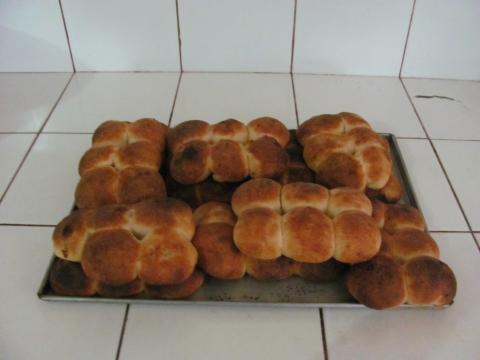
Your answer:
[231,179,381,264]
[346,200,457,309]
[167,117,290,184]
[191,201,347,282]
[297,112,402,202]
[75,119,168,209]
[50,197,204,299]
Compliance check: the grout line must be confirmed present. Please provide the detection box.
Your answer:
[41,131,94,135]
[429,230,476,234]
[115,305,130,360]
[0,132,38,135]
[400,78,480,251]
[398,0,417,78]
[175,0,183,72]
[58,0,76,72]
[289,0,298,74]
[0,223,55,227]
[396,136,427,140]
[0,74,75,204]
[319,309,329,360]
[168,73,183,127]
[290,74,299,127]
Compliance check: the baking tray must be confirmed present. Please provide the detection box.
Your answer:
[38,134,432,308]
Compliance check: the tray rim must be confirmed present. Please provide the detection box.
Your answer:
[37,133,445,309]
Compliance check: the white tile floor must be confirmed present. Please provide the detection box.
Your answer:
[0,72,478,359]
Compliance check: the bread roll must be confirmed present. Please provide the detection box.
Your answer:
[303,133,352,171]
[246,256,296,280]
[327,187,372,218]
[138,232,197,285]
[246,137,288,178]
[371,199,388,228]
[384,204,426,234]
[338,112,370,132]
[297,258,348,282]
[282,207,335,263]
[333,211,381,263]
[169,140,211,184]
[211,118,248,143]
[132,197,195,242]
[193,223,246,279]
[231,178,281,216]
[127,118,168,147]
[366,174,403,203]
[297,114,344,145]
[316,152,367,190]
[210,140,249,182]
[117,166,166,205]
[145,270,204,299]
[404,256,456,306]
[79,146,116,176]
[167,120,210,153]
[247,117,290,147]
[53,210,92,261]
[81,229,141,285]
[281,182,329,212]
[89,204,131,232]
[49,258,97,296]
[193,201,236,226]
[348,127,388,152]
[97,278,144,298]
[116,141,162,170]
[346,254,407,310]
[233,207,282,260]
[75,167,119,209]
[383,229,439,263]
[92,120,129,147]
[356,146,391,189]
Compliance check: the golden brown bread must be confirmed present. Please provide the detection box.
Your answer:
[384,204,426,234]
[333,211,381,264]
[211,119,248,143]
[193,223,246,279]
[346,254,408,310]
[247,116,290,147]
[49,258,97,296]
[327,187,372,218]
[231,178,282,216]
[193,201,236,226]
[383,229,439,263]
[282,207,335,263]
[299,113,397,194]
[76,118,167,209]
[404,256,456,306]
[168,118,289,184]
[210,140,249,182]
[145,270,204,299]
[97,278,144,298]
[233,207,282,260]
[138,232,198,285]
[81,229,141,285]
[53,210,92,261]
[366,174,403,203]
[246,256,297,280]
[281,182,329,212]
[371,199,388,228]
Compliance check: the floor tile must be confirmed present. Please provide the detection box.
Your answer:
[120,305,323,360]
[44,72,180,133]
[403,78,480,140]
[294,0,412,76]
[433,140,480,231]
[179,0,293,72]
[0,134,35,196]
[0,73,71,132]
[294,74,424,137]
[171,72,297,128]
[0,226,125,360]
[324,232,480,360]
[397,139,468,231]
[62,0,179,71]
[0,134,90,225]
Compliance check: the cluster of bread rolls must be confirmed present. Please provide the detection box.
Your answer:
[346,201,457,309]
[231,178,382,264]
[75,119,168,209]
[167,117,290,184]
[192,201,347,282]
[51,197,205,299]
[298,113,401,199]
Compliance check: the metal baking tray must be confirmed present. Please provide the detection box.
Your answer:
[38,134,431,308]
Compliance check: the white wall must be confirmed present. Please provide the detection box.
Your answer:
[0,0,478,79]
